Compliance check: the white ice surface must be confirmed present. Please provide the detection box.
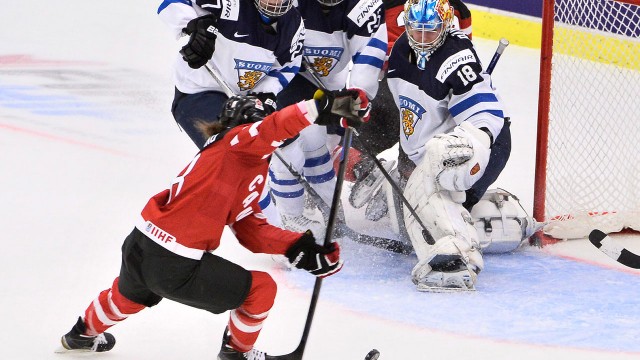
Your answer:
[1,1,639,360]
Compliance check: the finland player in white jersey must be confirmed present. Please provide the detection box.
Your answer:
[158,0,304,226]
[384,0,512,291]
[268,0,387,236]
[158,0,305,149]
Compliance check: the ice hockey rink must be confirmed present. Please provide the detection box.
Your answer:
[2,1,640,359]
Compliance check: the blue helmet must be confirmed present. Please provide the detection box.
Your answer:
[404,0,453,68]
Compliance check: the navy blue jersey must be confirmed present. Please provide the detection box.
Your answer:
[387,29,505,164]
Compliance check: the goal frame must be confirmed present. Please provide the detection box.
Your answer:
[533,0,640,245]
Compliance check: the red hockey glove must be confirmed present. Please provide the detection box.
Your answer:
[313,89,370,129]
[285,231,343,278]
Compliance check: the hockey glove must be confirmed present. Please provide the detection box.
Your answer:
[285,231,343,278]
[249,92,277,114]
[425,122,492,191]
[180,14,218,69]
[313,88,370,129]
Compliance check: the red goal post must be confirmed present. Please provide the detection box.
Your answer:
[534,0,640,245]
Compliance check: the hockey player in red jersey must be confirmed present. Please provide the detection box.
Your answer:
[58,89,369,360]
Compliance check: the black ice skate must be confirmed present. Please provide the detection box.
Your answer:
[217,327,275,360]
[57,316,115,353]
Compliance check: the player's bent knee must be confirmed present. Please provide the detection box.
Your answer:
[242,271,278,314]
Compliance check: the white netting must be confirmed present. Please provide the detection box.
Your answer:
[542,0,640,239]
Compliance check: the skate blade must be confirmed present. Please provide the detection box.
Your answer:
[54,345,94,354]
[416,284,476,293]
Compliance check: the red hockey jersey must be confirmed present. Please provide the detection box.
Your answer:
[137,103,315,259]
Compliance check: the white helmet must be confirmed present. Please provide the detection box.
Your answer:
[254,0,294,18]
[404,0,453,69]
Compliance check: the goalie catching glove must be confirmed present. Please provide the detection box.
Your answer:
[313,88,370,129]
[285,231,343,277]
[425,122,492,192]
[180,14,218,69]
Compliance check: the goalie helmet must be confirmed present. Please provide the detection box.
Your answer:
[404,0,453,69]
[218,95,271,129]
[254,0,294,18]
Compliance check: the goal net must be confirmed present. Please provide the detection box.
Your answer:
[534,0,640,242]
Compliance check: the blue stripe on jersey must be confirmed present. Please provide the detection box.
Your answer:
[269,66,300,88]
[158,0,191,14]
[268,169,300,185]
[304,152,331,167]
[368,38,388,52]
[352,54,384,68]
[449,93,499,117]
[271,188,305,198]
[469,109,505,119]
[258,191,271,209]
[306,170,335,184]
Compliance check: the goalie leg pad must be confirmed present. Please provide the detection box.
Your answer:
[471,189,543,253]
[403,164,483,290]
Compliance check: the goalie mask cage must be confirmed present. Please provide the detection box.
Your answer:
[534,0,640,244]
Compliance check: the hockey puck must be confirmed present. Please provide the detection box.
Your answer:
[365,349,380,360]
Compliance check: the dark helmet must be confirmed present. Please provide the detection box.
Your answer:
[219,95,272,129]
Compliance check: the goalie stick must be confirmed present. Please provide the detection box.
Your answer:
[588,229,640,269]
[273,149,413,253]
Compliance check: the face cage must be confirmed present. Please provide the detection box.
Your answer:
[406,21,448,56]
[317,0,344,6]
[254,0,293,18]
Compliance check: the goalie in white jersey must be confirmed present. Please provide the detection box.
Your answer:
[268,0,387,236]
[382,0,512,291]
[158,0,305,149]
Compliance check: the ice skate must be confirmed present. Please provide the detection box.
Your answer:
[280,212,326,240]
[414,255,478,292]
[349,158,396,209]
[56,316,115,353]
[217,327,275,360]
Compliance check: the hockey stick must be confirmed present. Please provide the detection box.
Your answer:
[205,63,375,359]
[287,127,353,360]
[486,38,509,75]
[588,229,640,269]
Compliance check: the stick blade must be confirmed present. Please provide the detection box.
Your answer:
[588,229,607,248]
[589,229,640,269]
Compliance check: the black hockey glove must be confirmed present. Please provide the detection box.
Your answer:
[180,14,218,69]
[285,231,343,278]
[249,92,277,114]
[313,88,370,129]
